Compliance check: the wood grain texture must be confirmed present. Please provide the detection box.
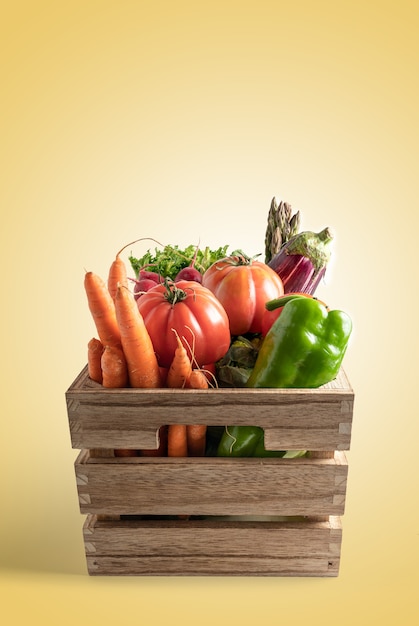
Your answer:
[66,366,354,451]
[83,514,342,576]
[75,450,348,517]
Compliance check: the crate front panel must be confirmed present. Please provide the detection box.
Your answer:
[66,367,354,451]
[75,451,348,517]
[83,514,342,576]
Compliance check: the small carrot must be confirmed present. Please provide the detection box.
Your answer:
[84,271,121,348]
[185,369,209,389]
[185,370,209,456]
[167,424,188,457]
[101,344,129,388]
[114,284,161,388]
[181,326,217,388]
[166,329,192,456]
[166,329,192,388]
[87,337,104,383]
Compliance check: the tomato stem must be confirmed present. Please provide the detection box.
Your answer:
[216,250,261,267]
[163,279,188,306]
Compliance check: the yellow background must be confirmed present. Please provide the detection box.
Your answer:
[1,1,418,624]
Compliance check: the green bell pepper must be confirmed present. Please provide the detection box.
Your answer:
[216,295,352,458]
[217,425,287,457]
[217,295,352,457]
[217,425,307,457]
[246,295,352,389]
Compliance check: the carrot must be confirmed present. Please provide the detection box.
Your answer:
[180,326,218,387]
[186,424,207,456]
[114,449,138,457]
[114,283,162,388]
[166,329,193,388]
[101,344,129,388]
[167,424,188,457]
[87,337,104,383]
[108,237,165,300]
[108,253,128,301]
[166,329,192,456]
[185,369,209,389]
[84,271,121,348]
[185,370,209,456]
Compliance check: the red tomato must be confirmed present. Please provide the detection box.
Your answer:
[202,255,284,335]
[137,280,231,368]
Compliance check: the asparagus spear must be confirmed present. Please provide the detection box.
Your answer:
[264,197,300,263]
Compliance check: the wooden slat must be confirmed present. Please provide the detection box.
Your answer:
[75,451,348,517]
[83,514,342,576]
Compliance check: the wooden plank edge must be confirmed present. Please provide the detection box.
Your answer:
[66,365,353,399]
[84,555,340,577]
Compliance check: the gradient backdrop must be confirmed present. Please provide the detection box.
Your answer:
[1,1,418,624]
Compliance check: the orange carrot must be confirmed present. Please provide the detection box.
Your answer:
[108,237,165,300]
[108,254,128,301]
[101,344,129,388]
[87,337,104,383]
[107,240,132,301]
[114,449,138,457]
[114,284,161,388]
[84,271,121,348]
[185,369,209,389]
[166,329,192,456]
[186,424,207,456]
[166,329,193,388]
[167,424,188,457]
[185,370,209,456]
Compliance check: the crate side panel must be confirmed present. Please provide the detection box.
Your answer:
[75,454,348,517]
[83,515,342,577]
[83,516,341,558]
[66,366,354,451]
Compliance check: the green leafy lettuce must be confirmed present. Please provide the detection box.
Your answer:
[129,244,231,281]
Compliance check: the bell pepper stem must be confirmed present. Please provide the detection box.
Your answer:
[265,294,309,311]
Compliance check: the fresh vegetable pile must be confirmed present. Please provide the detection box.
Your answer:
[83,197,352,459]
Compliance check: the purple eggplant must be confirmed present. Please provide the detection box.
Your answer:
[268,228,333,295]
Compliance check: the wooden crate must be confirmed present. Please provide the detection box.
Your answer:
[66,366,354,577]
